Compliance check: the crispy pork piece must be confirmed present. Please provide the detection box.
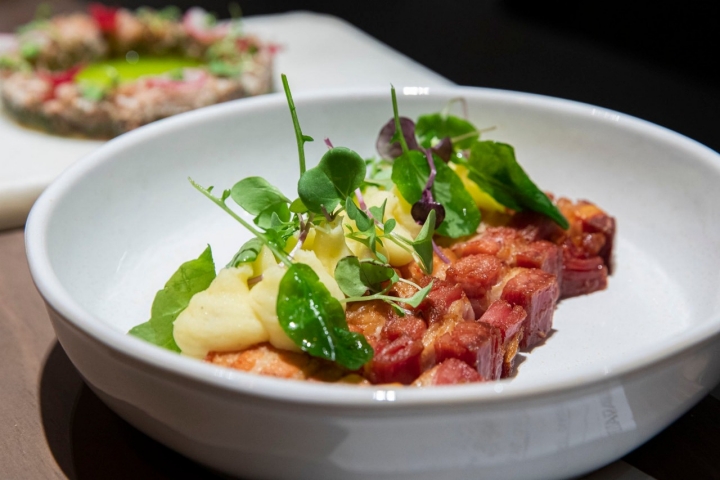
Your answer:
[445,254,506,317]
[510,198,615,298]
[452,226,563,279]
[366,312,427,385]
[478,300,527,377]
[560,255,608,300]
[434,321,503,381]
[501,269,560,349]
[416,279,467,326]
[419,293,475,371]
[206,343,345,382]
[412,358,483,386]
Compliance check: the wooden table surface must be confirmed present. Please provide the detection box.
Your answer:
[2,1,719,479]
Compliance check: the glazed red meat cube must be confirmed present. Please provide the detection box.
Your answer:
[561,255,608,299]
[369,336,424,385]
[434,321,502,380]
[416,279,466,326]
[501,269,559,349]
[515,240,563,280]
[478,300,527,377]
[445,254,504,317]
[412,358,484,386]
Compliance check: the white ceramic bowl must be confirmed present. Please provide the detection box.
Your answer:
[26,87,720,479]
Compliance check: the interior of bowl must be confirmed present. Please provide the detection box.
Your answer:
[29,86,720,400]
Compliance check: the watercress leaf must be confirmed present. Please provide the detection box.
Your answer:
[318,147,367,200]
[335,256,368,297]
[345,197,374,232]
[297,167,340,214]
[227,237,264,267]
[431,160,481,237]
[391,149,430,203]
[289,198,308,213]
[416,113,478,150]
[254,202,291,229]
[383,218,396,235]
[395,281,433,308]
[412,209,436,274]
[467,141,569,229]
[277,263,373,370]
[231,177,290,215]
[393,152,480,238]
[130,246,216,352]
[336,257,396,296]
[359,260,396,292]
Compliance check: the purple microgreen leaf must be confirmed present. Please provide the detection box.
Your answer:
[324,137,333,149]
[376,117,421,160]
[411,200,446,227]
[431,137,453,163]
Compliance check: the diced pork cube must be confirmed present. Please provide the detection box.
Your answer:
[501,269,560,349]
[434,321,502,380]
[412,358,484,386]
[479,300,527,377]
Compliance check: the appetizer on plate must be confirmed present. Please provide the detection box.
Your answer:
[130,76,615,386]
[0,4,273,138]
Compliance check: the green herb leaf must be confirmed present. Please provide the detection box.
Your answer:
[416,113,478,150]
[129,246,216,351]
[289,198,308,214]
[412,209,436,274]
[230,176,290,215]
[277,263,373,370]
[227,237,264,267]
[392,151,480,237]
[345,197,373,232]
[297,167,340,214]
[466,141,568,229]
[318,147,367,200]
[335,256,396,297]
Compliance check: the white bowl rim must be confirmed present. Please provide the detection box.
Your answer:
[25,85,720,408]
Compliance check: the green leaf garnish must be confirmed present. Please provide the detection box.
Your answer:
[129,246,216,351]
[465,141,568,228]
[230,176,290,215]
[227,237,264,267]
[298,147,366,214]
[416,113,478,150]
[277,263,373,370]
[335,256,396,297]
[392,151,480,237]
[412,209,436,274]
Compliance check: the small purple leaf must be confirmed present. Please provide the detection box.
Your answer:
[376,117,421,160]
[411,200,445,227]
[431,137,453,163]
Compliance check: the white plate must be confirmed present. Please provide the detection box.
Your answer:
[26,87,720,479]
[0,11,451,230]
